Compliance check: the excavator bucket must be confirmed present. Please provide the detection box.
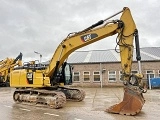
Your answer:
[106,85,145,115]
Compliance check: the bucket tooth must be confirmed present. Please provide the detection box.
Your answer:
[106,86,145,115]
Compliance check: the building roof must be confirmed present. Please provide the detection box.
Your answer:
[67,47,160,63]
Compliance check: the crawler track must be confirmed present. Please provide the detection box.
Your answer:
[13,88,66,109]
[58,87,86,101]
[13,87,86,109]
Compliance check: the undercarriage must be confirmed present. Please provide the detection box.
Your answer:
[13,87,86,109]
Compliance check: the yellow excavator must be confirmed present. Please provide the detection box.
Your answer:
[0,53,22,87]
[10,7,146,115]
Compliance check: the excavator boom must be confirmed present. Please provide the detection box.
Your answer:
[10,7,145,115]
[0,52,22,86]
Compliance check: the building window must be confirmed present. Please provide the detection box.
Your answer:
[73,72,80,82]
[131,70,138,74]
[146,70,155,87]
[93,71,100,82]
[146,70,155,79]
[108,71,116,82]
[119,71,123,81]
[158,70,160,77]
[83,71,90,81]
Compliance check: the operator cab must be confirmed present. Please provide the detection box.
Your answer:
[53,62,73,85]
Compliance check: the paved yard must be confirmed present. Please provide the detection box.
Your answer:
[0,87,160,120]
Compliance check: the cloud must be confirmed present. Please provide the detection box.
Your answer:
[0,0,159,62]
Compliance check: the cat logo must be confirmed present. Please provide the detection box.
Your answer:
[81,33,98,42]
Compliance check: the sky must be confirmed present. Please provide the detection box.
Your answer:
[0,0,160,62]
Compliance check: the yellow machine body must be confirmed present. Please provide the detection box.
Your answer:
[10,69,50,87]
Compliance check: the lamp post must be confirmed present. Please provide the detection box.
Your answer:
[34,51,42,63]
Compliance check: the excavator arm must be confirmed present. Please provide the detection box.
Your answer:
[0,52,23,73]
[44,7,145,115]
[10,7,145,115]
[46,7,136,77]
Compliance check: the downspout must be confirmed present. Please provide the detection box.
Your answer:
[100,63,103,88]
